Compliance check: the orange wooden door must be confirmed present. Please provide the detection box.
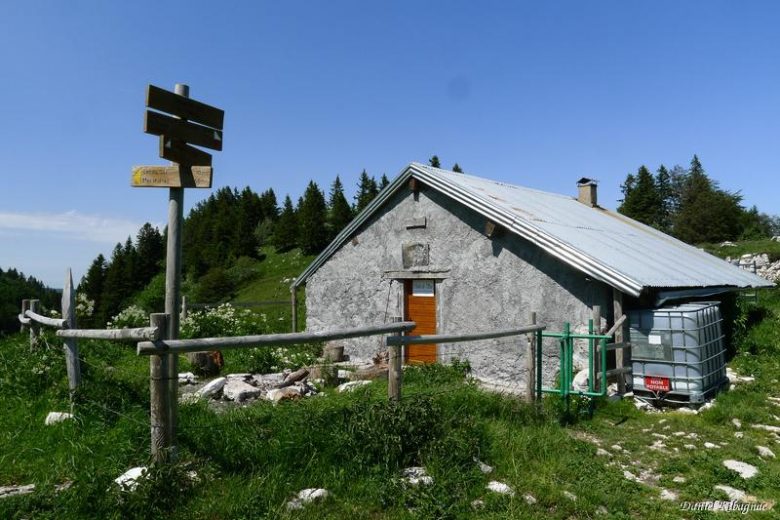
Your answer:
[404,280,437,363]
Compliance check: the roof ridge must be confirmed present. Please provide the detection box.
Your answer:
[411,162,575,200]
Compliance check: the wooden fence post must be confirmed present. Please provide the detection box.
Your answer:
[181,295,188,321]
[62,269,81,391]
[29,299,41,350]
[149,313,174,463]
[291,287,298,333]
[526,311,537,403]
[388,316,402,401]
[20,299,30,333]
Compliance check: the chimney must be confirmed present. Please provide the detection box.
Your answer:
[577,177,598,207]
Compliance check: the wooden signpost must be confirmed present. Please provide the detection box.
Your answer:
[134,84,224,462]
[131,165,213,188]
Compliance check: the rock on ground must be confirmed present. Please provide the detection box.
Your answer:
[722,460,759,479]
[178,372,198,385]
[197,377,227,398]
[563,491,577,501]
[114,466,148,492]
[337,380,372,393]
[523,493,537,505]
[756,445,776,459]
[752,424,780,433]
[486,481,514,496]
[403,467,433,486]
[223,379,263,402]
[286,488,329,510]
[0,484,35,499]
[714,484,747,501]
[659,489,678,501]
[474,458,493,474]
[266,386,303,403]
[45,412,73,425]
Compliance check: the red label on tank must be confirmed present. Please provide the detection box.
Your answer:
[644,376,671,392]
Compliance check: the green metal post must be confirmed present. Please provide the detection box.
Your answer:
[601,337,608,393]
[588,318,594,393]
[536,329,543,402]
[563,322,571,414]
[559,338,566,397]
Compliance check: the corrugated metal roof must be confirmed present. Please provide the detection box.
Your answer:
[294,163,774,296]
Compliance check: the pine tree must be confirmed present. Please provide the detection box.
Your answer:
[673,155,744,243]
[618,166,660,226]
[378,174,390,190]
[327,176,353,241]
[429,155,441,168]
[298,181,328,255]
[655,165,673,233]
[98,243,129,324]
[77,254,107,327]
[452,163,463,173]
[236,187,262,258]
[135,223,164,285]
[273,195,298,252]
[259,188,279,221]
[354,170,378,214]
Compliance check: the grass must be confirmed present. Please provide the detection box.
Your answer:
[226,246,315,334]
[2,246,780,518]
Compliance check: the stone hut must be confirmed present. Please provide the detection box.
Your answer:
[291,163,771,391]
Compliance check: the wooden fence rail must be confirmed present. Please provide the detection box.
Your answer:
[386,324,545,346]
[136,321,416,355]
[24,310,68,329]
[56,327,160,342]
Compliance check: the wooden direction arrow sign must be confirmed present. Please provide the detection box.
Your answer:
[131,165,213,188]
[159,137,212,166]
[146,85,224,130]
[144,111,223,151]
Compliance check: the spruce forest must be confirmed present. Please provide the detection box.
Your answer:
[74,169,390,330]
[618,155,779,243]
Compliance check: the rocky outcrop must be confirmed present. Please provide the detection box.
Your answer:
[726,253,780,283]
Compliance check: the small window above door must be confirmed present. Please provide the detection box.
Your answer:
[412,279,435,297]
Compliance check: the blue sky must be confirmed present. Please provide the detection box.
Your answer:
[1,1,779,287]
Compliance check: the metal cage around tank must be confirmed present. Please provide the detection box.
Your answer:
[629,301,728,403]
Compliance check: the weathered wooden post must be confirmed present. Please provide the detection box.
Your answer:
[592,305,601,392]
[613,289,627,393]
[20,299,30,333]
[388,316,403,401]
[29,299,41,350]
[181,295,188,321]
[62,269,81,391]
[163,83,187,444]
[135,83,224,458]
[135,84,225,462]
[149,313,173,462]
[526,311,537,403]
[290,286,298,333]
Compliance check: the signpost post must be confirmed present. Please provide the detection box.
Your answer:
[134,83,224,461]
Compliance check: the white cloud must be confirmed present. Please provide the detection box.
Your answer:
[0,210,156,244]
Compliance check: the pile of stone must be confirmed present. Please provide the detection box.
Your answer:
[179,368,320,406]
[725,253,780,283]
[178,360,384,407]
